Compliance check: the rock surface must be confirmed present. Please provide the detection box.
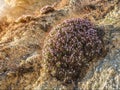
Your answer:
[0,0,120,89]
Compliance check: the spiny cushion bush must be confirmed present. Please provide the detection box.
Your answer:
[42,18,105,84]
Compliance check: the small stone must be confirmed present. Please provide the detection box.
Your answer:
[7,71,15,77]
[40,5,55,14]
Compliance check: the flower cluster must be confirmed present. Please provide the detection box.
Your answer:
[42,18,105,84]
